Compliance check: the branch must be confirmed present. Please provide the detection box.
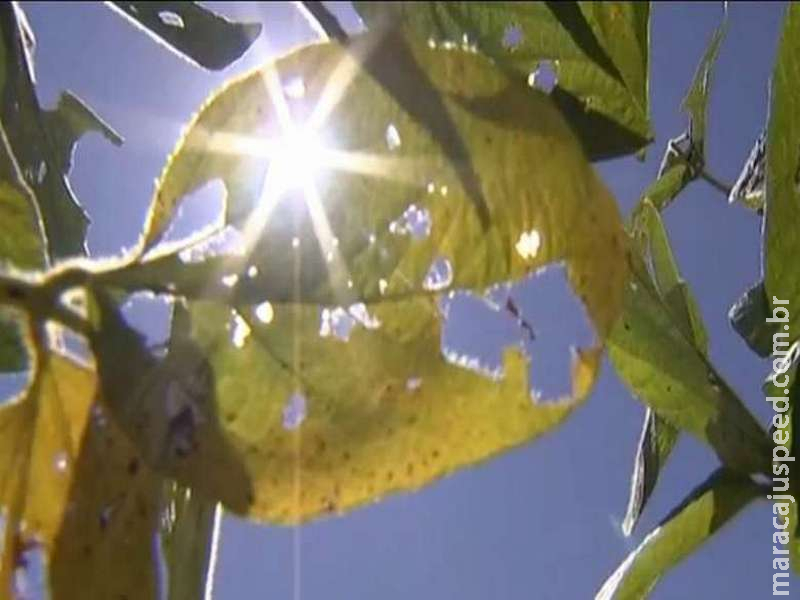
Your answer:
[297,1,348,43]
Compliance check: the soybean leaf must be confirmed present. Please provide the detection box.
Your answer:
[0,4,122,261]
[729,281,778,358]
[609,222,770,474]
[622,409,679,537]
[48,400,162,600]
[0,347,161,599]
[0,309,27,373]
[120,32,628,522]
[0,121,45,373]
[353,2,652,160]
[138,30,627,333]
[87,288,254,513]
[681,7,727,161]
[171,296,603,523]
[765,3,800,341]
[597,468,761,600]
[107,2,262,71]
[161,484,220,600]
[622,200,708,535]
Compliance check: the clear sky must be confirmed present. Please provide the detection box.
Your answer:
[18,1,798,598]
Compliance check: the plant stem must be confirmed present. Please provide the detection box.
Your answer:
[700,169,733,197]
[297,1,348,43]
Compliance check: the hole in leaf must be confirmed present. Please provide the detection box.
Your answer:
[319,303,380,341]
[514,266,594,399]
[53,451,68,473]
[515,228,541,261]
[385,123,401,150]
[528,61,557,93]
[423,257,453,291]
[221,273,239,288]
[120,292,173,349]
[389,204,431,239]
[319,307,354,341]
[13,537,45,600]
[283,391,307,430]
[229,310,251,349]
[253,301,274,324]
[406,377,423,392]
[502,24,523,49]
[158,11,184,28]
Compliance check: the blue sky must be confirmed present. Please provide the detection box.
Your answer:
[18,2,798,598]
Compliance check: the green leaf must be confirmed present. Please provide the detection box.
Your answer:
[765,3,800,341]
[621,200,709,534]
[0,308,27,373]
[42,91,123,176]
[681,7,727,160]
[107,2,262,70]
[729,281,777,358]
[353,2,652,160]
[609,214,770,473]
[598,468,761,599]
[161,484,220,600]
[622,409,679,536]
[0,5,121,261]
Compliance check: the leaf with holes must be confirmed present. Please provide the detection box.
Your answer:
[118,31,629,522]
[137,30,627,333]
[353,2,652,160]
[598,468,761,600]
[765,3,800,341]
[0,349,161,599]
[108,2,262,70]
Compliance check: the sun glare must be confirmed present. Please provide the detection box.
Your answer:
[270,125,328,193]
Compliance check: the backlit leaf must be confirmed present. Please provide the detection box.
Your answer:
[598,468,761,599]
[124,31,628,522]
[353,2,652,160]
[765,3,800,341]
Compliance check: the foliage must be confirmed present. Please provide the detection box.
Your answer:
[0,2,795,598]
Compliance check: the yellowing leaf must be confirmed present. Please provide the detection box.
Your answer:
[169,299,602,524]
[123,31,629,523]
[49,401,162,600]
[0,348,161,599]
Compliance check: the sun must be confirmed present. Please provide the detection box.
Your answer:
[270,125,328,193]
